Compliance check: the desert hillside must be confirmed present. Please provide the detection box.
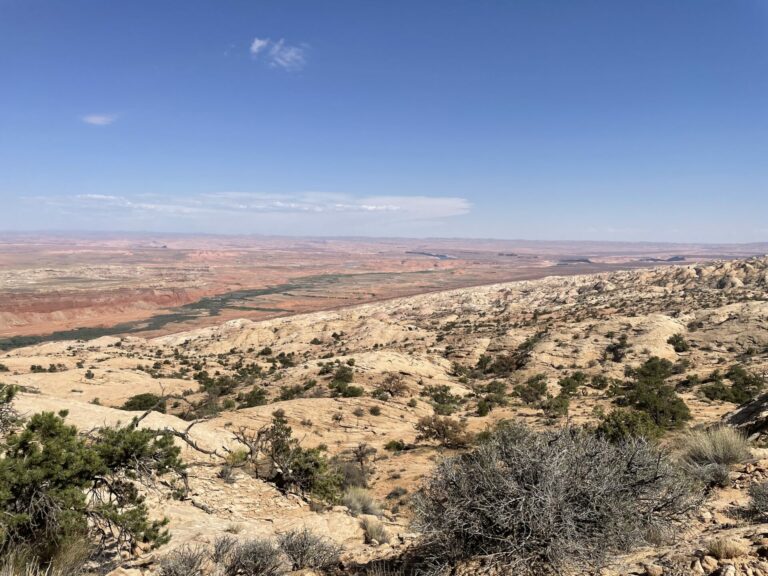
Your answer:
[2,257,768,575]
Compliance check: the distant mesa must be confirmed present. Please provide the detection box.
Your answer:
[405,251,456,260]
[638,255,687,263]
[557,257,592,265]
[498,252,538,259]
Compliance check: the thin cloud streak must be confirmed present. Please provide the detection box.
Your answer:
[81,114,117,126]
[27,191,470,235]
[38,192,470,219]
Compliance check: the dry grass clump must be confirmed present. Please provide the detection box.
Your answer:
[706,538,748,560]
[679,426,751,467]
[277,527,341,570]
[678,426,751,487]
[0,539,89,576]
[222,538,286,576]
[361,517,391,545]
[365,561,404,575]
[413,424,702,575]
[343,487,382,516]
[159,545,207,576]
[746,481,768,520]
[0,558,66,576]
[211,535,237,565]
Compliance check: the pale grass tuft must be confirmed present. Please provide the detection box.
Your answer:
[343,487,382,516]
[706,537,748,560]
[361,517,390,544]
[679,426,751,467]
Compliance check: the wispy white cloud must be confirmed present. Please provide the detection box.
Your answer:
[249,37,307,71]
[250,37,269,56]
[268,39,306,71]
[49,191,468,217]
[31,191,470,234]
[81,114,117,126]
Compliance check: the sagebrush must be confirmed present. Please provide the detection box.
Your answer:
[413,424,702,574]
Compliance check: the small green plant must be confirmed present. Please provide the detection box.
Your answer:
[667,334,690,353]
[384,439,406,452]
[605,334,630,362]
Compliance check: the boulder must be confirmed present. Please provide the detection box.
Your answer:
[727,393,768,434]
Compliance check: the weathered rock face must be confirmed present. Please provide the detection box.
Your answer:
[728,394,768,435]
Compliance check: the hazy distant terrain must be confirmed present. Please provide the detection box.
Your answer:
[2,233,766,348]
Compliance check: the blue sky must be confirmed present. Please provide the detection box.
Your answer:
[1,0,767,242]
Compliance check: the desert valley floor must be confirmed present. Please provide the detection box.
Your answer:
[3,240,768,575]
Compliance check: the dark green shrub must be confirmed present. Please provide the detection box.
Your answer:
[514,374,547,405]
[384,439,406,452]
[701,365,764,405]
[558,372,587,397]
[589,374,610,389]
[253,410,342,502]
[237,386,267,408]
[605,334,630,362]
[596,408,661,443]
[122,393,166,413]
[332,365,354,384]
[374,373,410,398]
[540,394,570,419]
[667,334,690,353]
[420,385,462,415]
[415,415,471,448]
[329,381,364,397]
[613,358,691,430]
[278,385,305,401]
[0,411,182,565]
